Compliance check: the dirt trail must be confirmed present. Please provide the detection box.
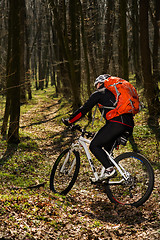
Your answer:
[20,98,62,139]
[20,96,64,158]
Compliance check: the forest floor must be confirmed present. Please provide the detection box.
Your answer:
[0,87,160,240]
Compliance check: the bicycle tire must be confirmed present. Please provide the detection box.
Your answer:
[50,148,80,195]
[105,152,154,207]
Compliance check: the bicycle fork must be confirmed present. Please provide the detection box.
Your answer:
[60,149,76,175]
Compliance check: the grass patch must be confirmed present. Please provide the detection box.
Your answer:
[0,130,49,189]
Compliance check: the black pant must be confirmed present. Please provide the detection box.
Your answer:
[89,121,133,169]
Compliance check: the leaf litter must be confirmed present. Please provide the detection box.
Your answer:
[0,89,159,239]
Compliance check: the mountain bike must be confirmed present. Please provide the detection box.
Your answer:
[50,124,154,207]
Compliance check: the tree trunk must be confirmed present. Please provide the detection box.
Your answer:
[140,0,159,125]
[79,1,91,97]
[1,95,11,136]
[37,18,43,90]
[24,1,32,100]
[1,0,12,136]
[69,0,81,110]
[131,0,142,85]
[119,0,129,80]
[103,1,115,73]
[152,0,160,112]
[7,0,23,143]
[49,0,81,110]
[19,0,26,103]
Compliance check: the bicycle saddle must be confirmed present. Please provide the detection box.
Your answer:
[117,131,131,146]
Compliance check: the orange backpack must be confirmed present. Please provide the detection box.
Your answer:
[104,76,140,120]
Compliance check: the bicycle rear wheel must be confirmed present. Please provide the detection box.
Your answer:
[105,152,154,207]
[50,148,80,195]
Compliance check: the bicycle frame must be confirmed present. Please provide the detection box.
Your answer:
[71,135,130,182]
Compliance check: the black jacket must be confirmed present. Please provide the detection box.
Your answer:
[69,84,134,128]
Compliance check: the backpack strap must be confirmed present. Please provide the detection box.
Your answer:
[92,104,115,125]
[108,82,122,106]
[92,104,98,126]
[100,106,115,121]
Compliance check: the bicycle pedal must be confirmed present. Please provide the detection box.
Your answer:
[90,178,102,184]
[100,171,117,183]
[109,171,117,177]
[104,171,117,180]
[90,171,117,184]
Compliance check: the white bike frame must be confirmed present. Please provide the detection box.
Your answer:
[70,135,130,182]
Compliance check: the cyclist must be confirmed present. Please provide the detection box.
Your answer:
[63,74,134,180]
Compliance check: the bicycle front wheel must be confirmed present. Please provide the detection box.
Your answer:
[50,148,80,195]
[105,152,154,207]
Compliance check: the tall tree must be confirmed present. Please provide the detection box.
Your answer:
[118,0,129,80]
[49,0,82,110]
[79,0,91,98]
[131,0,142,85]
[103,1,115,73]
[1,0,25,143]
[140,0,159,125]
[24,2,32,100]
[152,0,160,108]
[19,0,26,103]
[69,0,81,109]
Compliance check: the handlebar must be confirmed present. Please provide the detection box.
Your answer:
[62,118,95,138]
[70,124,95,138]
